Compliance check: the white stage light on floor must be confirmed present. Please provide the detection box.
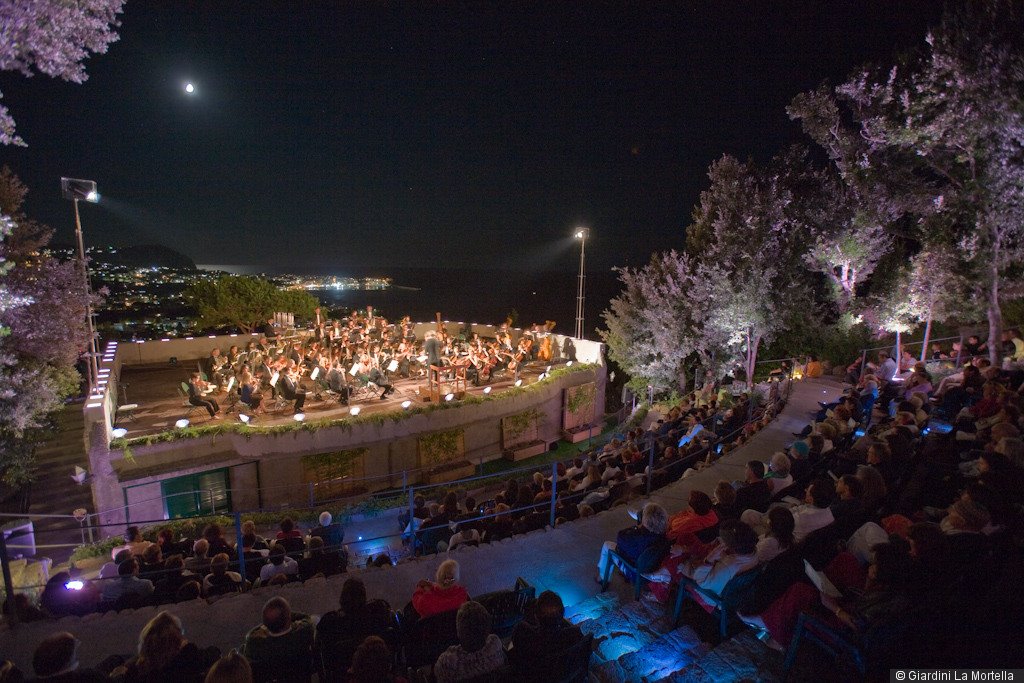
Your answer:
[293,413,305,422]
[514,379,523,387]
[566,361,573,367]
[239,414,250,424]
[350,406,361,416]
[538,373,547,381]
[546,366,552,373]
[175,419,190,429]
[445,393,454,402]
[111,428,127,438]
[483,386,492,394]
[401,400,412,409]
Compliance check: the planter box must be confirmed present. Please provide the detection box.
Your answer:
[503,439,547,462]
[562,425,599,443]
[422,460,475,485]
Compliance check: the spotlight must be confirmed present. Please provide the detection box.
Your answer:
[85,190,99,203]
[175,419,190,429]
[546,366,552,373]
[293,413,305,422]
[64,580,84,591]
[239,414,250,424]
[538,373,547,381]
[111,427,127,438]
[566,361,573,367]
[185,82,195,93]
[483,386,492,394]
[445,393,454,402]
[401,400,412,409]
[350,406,361,416]
[514,379,523,387]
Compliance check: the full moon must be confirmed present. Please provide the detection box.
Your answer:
[185,83,195,94]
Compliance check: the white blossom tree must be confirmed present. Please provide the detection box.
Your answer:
[0,0,125,145]
[790,0,1024,365]
[686,154,814,387]
[600,250,709,393]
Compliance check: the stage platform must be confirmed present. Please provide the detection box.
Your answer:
[111,361,551,440]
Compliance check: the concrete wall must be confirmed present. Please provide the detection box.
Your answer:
[91,363,606,534]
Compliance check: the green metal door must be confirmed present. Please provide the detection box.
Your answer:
[161,468,232,519]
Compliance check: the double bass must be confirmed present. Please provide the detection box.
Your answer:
[537,320,556,362]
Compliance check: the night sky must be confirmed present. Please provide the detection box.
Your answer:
[0,1,944,274]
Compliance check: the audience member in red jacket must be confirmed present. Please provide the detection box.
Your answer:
[411,559,469,619]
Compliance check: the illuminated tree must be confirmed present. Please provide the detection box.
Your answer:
[600,250,708,393]
[0,170,92,491]
[0,0,124,145]
[790,0,1024,365]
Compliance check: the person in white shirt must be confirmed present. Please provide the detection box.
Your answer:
[766,452,794,495]
[259,544,298,584]
[601,461,623,484]
[564,458,585,480]
[754,507,795,564]
[678,520,760,605]
[790,478,836,542]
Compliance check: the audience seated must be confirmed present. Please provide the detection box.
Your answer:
[734,461,772,513]
[101,558,154,605]
[350,637,404,683]
[202,652,252,683]
[259,545,298,584]
[203,553,244,597]
[241,597,314,674]
[411,560,469,619]
[509,590,583,672]
[29,632,106,682]
[111,611,219,682]
[315,578,393,674]
[596,503,669,583]
[433,601,506,683]
[309,511,345,550]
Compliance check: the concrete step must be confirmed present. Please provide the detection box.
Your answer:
[656,630,781,683]
[593,624,709,683]
[578,596,680,663]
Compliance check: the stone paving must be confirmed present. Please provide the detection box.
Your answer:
[0,377,841,672]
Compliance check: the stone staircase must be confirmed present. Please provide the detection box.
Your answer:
[23,405,95,563]
[565,589,783,682]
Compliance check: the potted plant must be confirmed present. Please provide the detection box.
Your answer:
[418,429,474,484]
[501,409,546,461]
[562,382,598,443]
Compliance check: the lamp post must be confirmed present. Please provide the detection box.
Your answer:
[574,228,588,340]
[60,178,100,394]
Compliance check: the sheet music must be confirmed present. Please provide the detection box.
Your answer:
[270,372,280,387]
[310,367,320,380]
[804,559,842,598]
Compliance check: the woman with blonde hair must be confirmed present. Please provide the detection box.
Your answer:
[204,652,252,683]
[113,611,218,682]
[411,559,469,619]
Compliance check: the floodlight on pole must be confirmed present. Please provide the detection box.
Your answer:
[60,178,101,395]
[574,227,588,340]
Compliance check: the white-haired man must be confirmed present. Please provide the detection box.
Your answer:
[309,511,345,551]
[596,503,669,584]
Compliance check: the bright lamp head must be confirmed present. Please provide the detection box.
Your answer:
[111,428,128,439]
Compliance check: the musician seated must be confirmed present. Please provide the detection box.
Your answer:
[354,356,395,400]
[277,362,306,414]
[187,372,221,419]
[326,361,351,406]
[260,318,279,339]
[238,369,264,415]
